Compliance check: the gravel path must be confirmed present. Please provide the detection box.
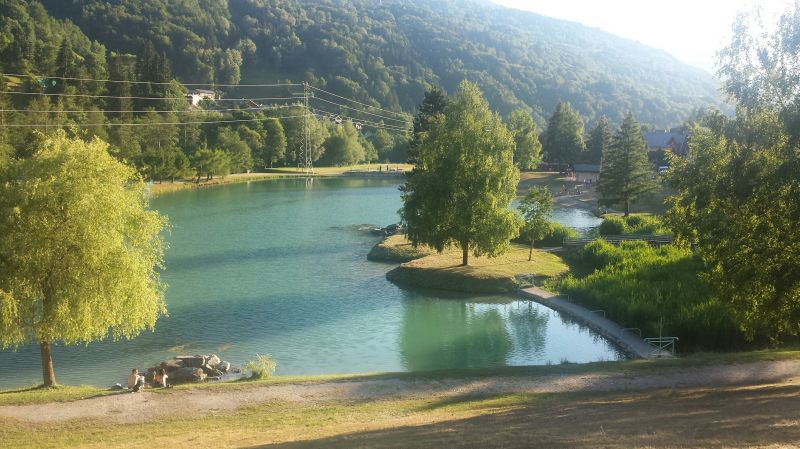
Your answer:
[1,359,798,424]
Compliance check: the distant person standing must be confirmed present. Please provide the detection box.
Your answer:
[127,368,145,392]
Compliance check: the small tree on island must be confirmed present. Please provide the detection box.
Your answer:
[518,187,553,261]
[598,113,657,216]
[401,81,521,266]
[0,132,168,387]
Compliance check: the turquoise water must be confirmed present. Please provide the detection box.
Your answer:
[0,178,620,388]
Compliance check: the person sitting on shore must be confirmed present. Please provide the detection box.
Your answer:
[127,368,145,392]
[153,368,169,388]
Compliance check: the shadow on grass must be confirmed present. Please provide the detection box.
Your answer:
[244,384,800,449]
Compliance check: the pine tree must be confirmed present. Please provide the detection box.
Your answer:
[586,116,612,164]
[598,113,657,216]
[409,86,450,165]
[543,102,585,165]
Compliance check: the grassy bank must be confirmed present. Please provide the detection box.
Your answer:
[3,350,800,448]
[367,235,434,263]
[386,244,568,293]
[148,164,413,197]
[551,240,742,351]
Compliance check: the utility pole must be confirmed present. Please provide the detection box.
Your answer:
[302,82,314,174]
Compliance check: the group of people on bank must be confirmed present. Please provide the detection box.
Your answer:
[127,368,170,392]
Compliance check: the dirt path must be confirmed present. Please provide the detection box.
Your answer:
[1,359,798,424]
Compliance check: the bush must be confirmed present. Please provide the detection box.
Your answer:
[556,243,743,351]
[598,214,668,235]
[245,354,277,379]
[537,222,578,247]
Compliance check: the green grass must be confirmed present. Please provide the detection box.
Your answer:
[3,350,800,448]
[552,240,742,351]
[387,244,568,293]
[367,234,435,262]
[0,385,116,406]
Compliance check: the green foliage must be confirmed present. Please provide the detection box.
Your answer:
[0,132,168,384]
[543,102,585,164]
[39,0,718,125]
[586,116,612,164]
[666,3,800,342]
[263,118,287,168]
[598,214,667,236]
[517,187,552,260]
[321,121,365,166]
[507,109,543,170]
[402,81,521,266]
[598,113,658,215]
[537,222,579,247]
[557,241,742,351]
[245,354,277,380]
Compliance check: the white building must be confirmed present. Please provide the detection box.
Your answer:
[186,89,217,106]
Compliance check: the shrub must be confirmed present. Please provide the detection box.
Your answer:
[598,214,668,235]
[556,243,744,351]
[537,222,578,247]
[245,354,277,379]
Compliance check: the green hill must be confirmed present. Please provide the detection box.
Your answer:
[36,0,720,127]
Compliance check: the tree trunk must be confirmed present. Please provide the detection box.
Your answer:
[461,243,469,266]
[529,238,534,261]
[624,199,630,216]
[40,341,57,387]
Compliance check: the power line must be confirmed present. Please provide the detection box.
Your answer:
[2,73,301,88]
[0,114,307,128]
[0,104,299,114]
[309,85,407,118]
[310,107,410,132]
[310,96,410,125]
[2,91,304,102]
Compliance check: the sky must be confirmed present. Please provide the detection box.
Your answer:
[490,0,793,73]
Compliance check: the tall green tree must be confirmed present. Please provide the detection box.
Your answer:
[401,81,521,266]
[263,118,287,168]
[666,3,800,340]
[507,108,543,170]
[586,116,612,164]
[598,112,656,216]
[543,102,585,164]
[517,186,553,261]
[321,121,364,166]
[0,132,167,386]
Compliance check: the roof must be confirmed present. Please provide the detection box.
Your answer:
[573,164,600,173]
[191,89,216,95]
[644,129,687,149]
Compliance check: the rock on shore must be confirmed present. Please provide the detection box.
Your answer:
[146,354,238,384]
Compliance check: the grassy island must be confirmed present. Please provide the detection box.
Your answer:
[386,243,568,293]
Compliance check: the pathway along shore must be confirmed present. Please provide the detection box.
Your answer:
[519,286,670,359]
[1,359,798,424]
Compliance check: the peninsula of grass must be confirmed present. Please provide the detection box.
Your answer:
[386,243,568,293]
[367,234,435,262]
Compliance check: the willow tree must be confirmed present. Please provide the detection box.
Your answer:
[0,132,168,387]
[402,81,521,266]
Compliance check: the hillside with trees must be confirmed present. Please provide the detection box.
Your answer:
[36,0,719,127]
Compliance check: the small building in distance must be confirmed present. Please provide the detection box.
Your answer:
[573,164,600,183]
[644,127,688,156]
[187,89,217,107]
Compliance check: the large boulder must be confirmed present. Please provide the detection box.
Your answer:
[160,358,185,372]
[175,355,206,368]
[215,361,231,373]
[169,367,207,383]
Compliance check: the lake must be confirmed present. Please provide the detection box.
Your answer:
[0,178,617,389]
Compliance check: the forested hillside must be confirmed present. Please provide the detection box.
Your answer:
[36,0,719,127]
